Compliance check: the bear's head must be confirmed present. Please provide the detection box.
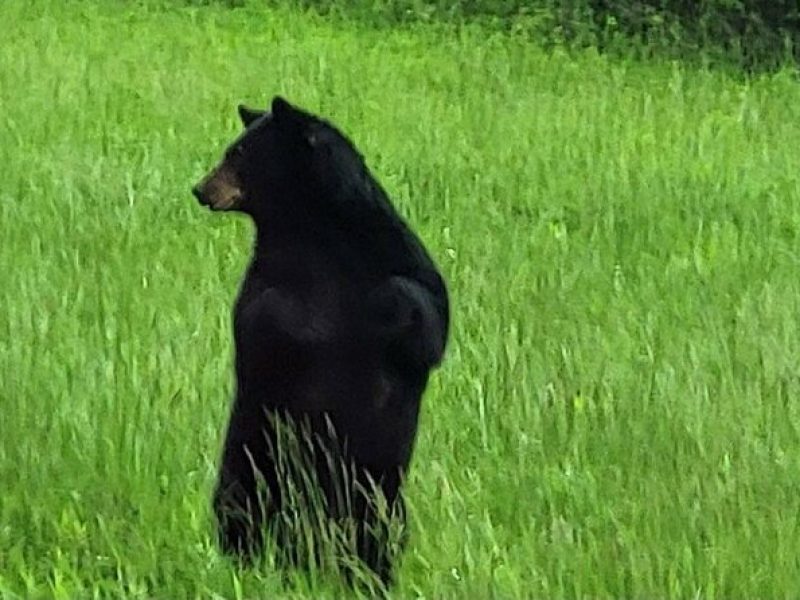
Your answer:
[192,96,368,222]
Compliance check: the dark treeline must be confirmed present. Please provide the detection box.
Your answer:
[585,0,799,70]
[210,0,799,71]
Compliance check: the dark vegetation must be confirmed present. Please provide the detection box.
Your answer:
[202,0,800,71]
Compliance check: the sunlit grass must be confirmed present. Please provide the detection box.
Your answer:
[1,0,800,597]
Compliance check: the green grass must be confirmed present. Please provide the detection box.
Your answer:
[2,0,800,597]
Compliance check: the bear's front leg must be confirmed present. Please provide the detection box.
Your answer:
[367,275,447,370]
[236,286,334,346]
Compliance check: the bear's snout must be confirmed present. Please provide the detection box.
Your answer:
[192,165,243,211]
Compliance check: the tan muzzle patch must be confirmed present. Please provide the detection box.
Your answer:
[193,163,243,211]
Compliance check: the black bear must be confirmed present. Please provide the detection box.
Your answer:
[192,96,449,587]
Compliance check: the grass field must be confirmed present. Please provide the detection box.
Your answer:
[2,0,800,597]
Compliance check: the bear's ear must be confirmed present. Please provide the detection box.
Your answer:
[271,96,295,122]
[238,104,264,127]
[272,96,319,147]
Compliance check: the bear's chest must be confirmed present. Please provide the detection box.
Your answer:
[233,249,376,353]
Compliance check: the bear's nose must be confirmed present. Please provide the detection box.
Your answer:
[192,185,206,204]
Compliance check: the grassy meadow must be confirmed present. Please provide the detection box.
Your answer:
[2,0,800,597]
